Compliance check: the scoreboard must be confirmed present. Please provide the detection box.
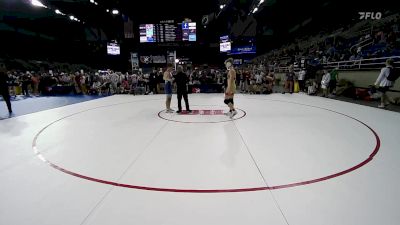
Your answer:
[140,21,196,43]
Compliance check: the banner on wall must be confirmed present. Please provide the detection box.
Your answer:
[228,46,256,55]
[140,56,153,64]
[152,55,167,64]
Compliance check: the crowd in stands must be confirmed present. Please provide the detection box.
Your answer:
[255,13,400,69]
[234,13,400,99]
[0,67,231,97]
[3,70,154,97]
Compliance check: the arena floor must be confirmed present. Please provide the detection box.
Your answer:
[0,93,399,225]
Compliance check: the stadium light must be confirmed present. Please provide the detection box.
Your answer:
[55,9,66,15]
[260,0,264,4]
[69,15,75,20]
[220,4,225,9]
[112,9,119,15]
[90,0,94,3]
[253,7,258,13]
[106,9,110,12]
[31,0,47,8]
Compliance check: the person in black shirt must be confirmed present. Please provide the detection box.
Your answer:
[0,64,12,114]
[174,66,191,114]
[149,69,158,94]
[21,73,31,96]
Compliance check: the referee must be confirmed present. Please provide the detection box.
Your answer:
[174,66,191,113]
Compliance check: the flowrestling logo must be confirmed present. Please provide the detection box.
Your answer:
[359,12,382,20]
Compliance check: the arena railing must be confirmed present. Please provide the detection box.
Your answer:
[323,56,400,71]
[272,56,400,73]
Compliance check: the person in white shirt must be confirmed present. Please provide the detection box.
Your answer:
[254,72,262,94]
[321,70,331,97]
[91,80,102,95]
[375,59,395,108]
[255,73,262,84]
[307,80,318,95]
[110,72,119,94]
[131,74,138,87]
[298,69,306,92]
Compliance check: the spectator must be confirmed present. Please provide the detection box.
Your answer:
[74,72,82,94]
[149,69,158,94]
[31,73,40,96]
[80,74,87,94]
[264,71,275,94]
[90,79,102,95]
[0,64,12,114]
[329,68,339,95]
[121,78,130,94]
[282,65,295,94]
[321,69,331,97]
[131,73,138,90]
[157,70,163,93]
[239,70,245,93]
[375,59,396,108]
[307,80,318,95]
[21,73,31,96]
[110,72,119,94]
[143,73,150,94]
[297,69,306,92]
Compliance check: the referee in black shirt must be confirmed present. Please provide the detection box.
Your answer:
[174,66,191,114]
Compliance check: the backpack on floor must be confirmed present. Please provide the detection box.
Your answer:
[387,67,400,82]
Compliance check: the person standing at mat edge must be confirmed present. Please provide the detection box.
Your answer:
[174,65,191,114]
[163,64,174,113]
[0,64,12,115]
[224,58,237,118]
[375,58,398,108]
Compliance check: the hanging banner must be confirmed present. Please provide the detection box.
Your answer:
[167,51,176,65]
[131,53,139,67]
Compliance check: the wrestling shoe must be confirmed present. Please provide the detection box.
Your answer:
[230,110,237,118]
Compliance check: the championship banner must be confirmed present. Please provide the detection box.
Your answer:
[123,14,134,39]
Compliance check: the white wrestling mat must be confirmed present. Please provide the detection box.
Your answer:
[0,93,399,225]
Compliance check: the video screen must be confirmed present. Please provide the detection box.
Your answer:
[182,22,196,42]
[220,35,231,52]
[107,43,120,55]
[220,42,231,52]
[139,24,156,43]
